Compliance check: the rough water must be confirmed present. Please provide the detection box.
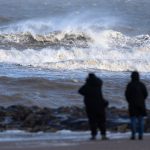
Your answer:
[0,0,150,108]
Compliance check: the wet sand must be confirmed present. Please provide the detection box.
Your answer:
[0,136,150,150]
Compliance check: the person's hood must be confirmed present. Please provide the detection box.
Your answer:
[131,71,139,81]
[86,73,102,87]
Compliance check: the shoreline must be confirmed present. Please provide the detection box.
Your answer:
[0,105,150,150]
[0,135,150,150]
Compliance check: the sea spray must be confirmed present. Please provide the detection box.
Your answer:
[0,29,150,72]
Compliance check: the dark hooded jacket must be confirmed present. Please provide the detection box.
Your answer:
[125,72,148,116]
[78,74,107,115]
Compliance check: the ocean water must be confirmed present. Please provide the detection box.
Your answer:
[0,0,150,108]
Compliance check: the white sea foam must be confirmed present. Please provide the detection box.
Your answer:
[0,31,150,72]
[0,129,150,142]
[1,20,150,72]
[0,129,130,142]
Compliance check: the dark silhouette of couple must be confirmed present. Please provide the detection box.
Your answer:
[78,71,148,140]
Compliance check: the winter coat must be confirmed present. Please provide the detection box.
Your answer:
[78,75,107,116]
[125,79,148,117]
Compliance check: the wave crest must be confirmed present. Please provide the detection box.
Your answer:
[0,31,92,49]
[0,29,150,72]
[1,30,150,51]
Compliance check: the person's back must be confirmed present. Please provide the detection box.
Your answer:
[79,73,105,114]
[125,71,148,140]
[125,71,148,116]
[79,73,108,140]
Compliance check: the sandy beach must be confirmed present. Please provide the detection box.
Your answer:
[0,136,150,150]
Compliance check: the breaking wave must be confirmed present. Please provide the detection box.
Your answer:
[0,31,91,49]
[0,22,150,72]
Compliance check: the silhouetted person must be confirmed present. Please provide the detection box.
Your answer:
[78,73,108,140]
[125,71,148,140]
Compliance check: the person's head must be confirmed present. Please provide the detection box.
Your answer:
[86,73,102,86]
[88,73,96,79]
[131,71,140,81]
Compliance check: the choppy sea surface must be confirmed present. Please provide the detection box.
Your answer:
[0,0,150,109]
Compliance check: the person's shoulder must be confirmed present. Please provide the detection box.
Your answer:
[139,81,146,87]
[96,77,102,84]
[126,81,132,86]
